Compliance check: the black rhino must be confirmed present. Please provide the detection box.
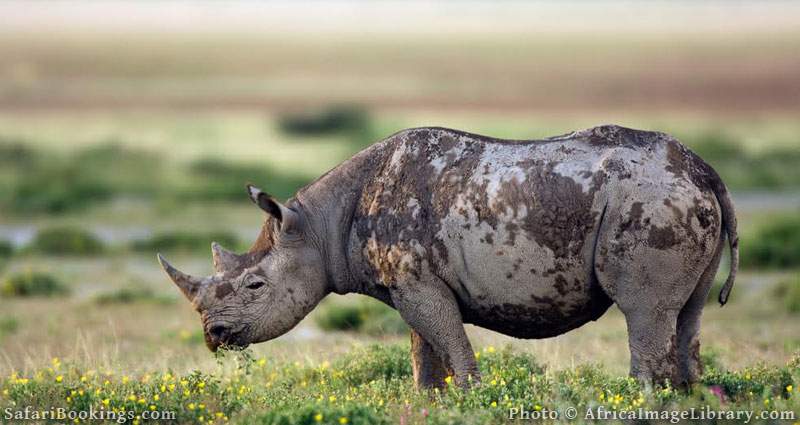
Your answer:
[159,125,737,388]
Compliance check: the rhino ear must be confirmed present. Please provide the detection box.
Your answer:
[211,242,241,273]
[246,184,301,234]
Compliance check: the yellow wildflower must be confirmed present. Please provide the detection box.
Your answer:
[314,413,323,422]
[486,346,496,353]
[490,401,497,407]
[56,375,63,383]
[339,417,348,424]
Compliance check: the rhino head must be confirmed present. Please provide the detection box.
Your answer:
[158,185,329,351]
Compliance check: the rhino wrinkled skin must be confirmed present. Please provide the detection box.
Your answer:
[159,125,738,389]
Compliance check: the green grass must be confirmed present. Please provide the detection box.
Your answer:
[1,345,797,425]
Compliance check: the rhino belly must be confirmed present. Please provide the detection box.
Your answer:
[436,211,612,339]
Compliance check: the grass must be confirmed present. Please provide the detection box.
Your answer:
[0,345,797,424]
[0,317,19,340]
[93,285,175,306]
[771,276,800,315]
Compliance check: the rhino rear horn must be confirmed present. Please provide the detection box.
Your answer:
[157,253,203,300]
[211,242,241,273]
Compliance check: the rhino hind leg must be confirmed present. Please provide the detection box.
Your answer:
[411,330,453,389]
[594,194,720,387]
[676,236,725,386]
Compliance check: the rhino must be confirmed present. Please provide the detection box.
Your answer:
[158,124,738,389]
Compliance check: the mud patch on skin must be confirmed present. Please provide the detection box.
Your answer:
[647,225,678,250]
[354,129,489,285]
[519,166,606,259]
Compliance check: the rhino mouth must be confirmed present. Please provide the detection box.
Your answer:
[204,326,250,352]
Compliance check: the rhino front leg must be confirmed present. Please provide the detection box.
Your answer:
[411,330,452,389]
[391,282,479,388]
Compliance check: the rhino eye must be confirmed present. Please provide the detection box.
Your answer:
[245,276,267,290]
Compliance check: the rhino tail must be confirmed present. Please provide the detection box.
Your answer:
[711,176,738,306]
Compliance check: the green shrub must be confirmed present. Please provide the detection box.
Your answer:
[29,226,105,255]
[278,105,371,137]
[685,131,744,162]
[315,298,408,335]
[772,276,800,314]
[683,131,800,190]
[333,344,412,386]
[0,141,38,167]
[741,215,800,269]
[251,402,392,425]
[1,271,70,297]
[131,231,239,254]
[0,240,13,258]
[93,285,175,305]
[184,158,308,202]
[10,167,113,214]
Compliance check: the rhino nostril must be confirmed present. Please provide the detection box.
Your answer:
[208,325,229,340]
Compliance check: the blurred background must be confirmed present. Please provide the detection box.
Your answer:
[0,1,798,375]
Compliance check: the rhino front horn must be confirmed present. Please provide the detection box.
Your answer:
[157,253,202,300]
[211,242,241,273]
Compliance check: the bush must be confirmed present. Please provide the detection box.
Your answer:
[771,277,800,314]
[93,285,175,305]
[9,168,113,214]
[315,298,408,335]
[0,240,13,258]
[741,215,800,269]
[278,105,371,137]
[685,131,745,162]
[185,158,308,202]
[29,226,105,255]
[682,131,800,190]
[0,141,38,167]
[131,231,239,254]
[1,271,70,297]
